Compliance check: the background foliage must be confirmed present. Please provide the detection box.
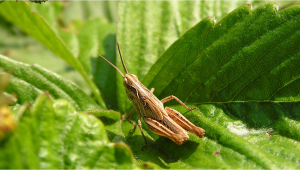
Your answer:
[0,0,300,169]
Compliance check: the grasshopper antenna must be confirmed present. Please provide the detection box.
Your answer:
[98,55,125,77]
[117,43,129,74]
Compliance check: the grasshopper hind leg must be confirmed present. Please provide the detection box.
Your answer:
[144,117,188,145]
[165,107,205,138]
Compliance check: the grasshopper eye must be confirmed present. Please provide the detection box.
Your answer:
[123,77,128,85]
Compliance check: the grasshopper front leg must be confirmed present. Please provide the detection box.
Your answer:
[126,108,148,150]
[126,107,136,133]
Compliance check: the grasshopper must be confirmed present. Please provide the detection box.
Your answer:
[98,43,205,150]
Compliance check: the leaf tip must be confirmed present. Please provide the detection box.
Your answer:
[206,16,216,24]
[246,4,252,9]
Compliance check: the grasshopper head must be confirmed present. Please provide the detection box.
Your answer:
[123,74,140,101]
[123,74,138,86]
[98,43,141,102]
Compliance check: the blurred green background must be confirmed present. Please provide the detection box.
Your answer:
[0,1,117,95]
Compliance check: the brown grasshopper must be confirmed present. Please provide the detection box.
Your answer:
[98,43,205,150]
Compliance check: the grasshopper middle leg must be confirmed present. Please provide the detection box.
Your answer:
[138,114,148,150]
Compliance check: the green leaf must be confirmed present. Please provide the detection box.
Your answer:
[0,94,144,169]
[106,2,300,169]
[86,110,120,121]
[145,3,300,103]
[116,0,268,112]
[0,1,106,109]
[0,54,101,111]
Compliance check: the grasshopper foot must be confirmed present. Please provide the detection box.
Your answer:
[189,107,198,111]
[141,144,147,151]
[129,125,136,133]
